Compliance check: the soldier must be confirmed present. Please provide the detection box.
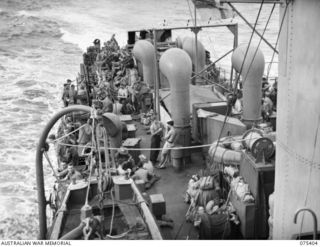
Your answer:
[157,121,177,169]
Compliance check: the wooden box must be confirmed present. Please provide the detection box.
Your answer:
[240,152,275,239]
[126,124,136,138]
[119,114,133,124]
[230,190,255,239]
[112,176,133,200]
[149,193,166,218]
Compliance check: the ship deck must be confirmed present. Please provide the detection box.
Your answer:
[133,118,206,240]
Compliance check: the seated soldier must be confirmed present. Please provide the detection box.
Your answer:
[97,91,113,114]
[132,154,160,189]
[115,147,135,175]
[118,82,129,100]
[137,154,154,176]
[120,98,135,115]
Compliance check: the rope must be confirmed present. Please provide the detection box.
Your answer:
[85,111,96,206]
[242,3,275,83]
[232,0,265,96]
[208,2,265,169]
[186,0,195,26]
[105,229,130,239]
[53,124,86,143]
[56,135,265,151]
[266,1,289,80]
[43,151,60,181]
[109,188,115,235]
[299,114,320,239]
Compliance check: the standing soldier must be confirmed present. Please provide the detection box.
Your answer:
[157,121,177,169]
[149,116,164,165]
[61,79,72,107]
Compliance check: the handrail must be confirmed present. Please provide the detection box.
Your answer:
[130,180,163,240]
[294,208,318,240]
[35,105,92,239]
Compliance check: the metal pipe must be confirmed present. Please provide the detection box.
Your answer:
[221,0,280,3]
[159,48,192,170]
[228,3,278,54]
[36,105,92,239]
[132,40,156,88]
[153,29,161,121]
[131,23,238,32]
[190,49,234,80]
[59,222,86,240]
[159,48,192,127]
[294,208,318,240]
[232,44,265,127]
[182,37,206,85]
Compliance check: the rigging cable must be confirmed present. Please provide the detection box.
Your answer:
[186,0,195,26]
[109,187,116,236]
[298,113,320,239]
[56,135,265,151]
[53,124,86,143]
[232,0,265,96]
[211,0,265,169]
[266,1,289,80]
[84,111,96,206]
[242,3,276,83]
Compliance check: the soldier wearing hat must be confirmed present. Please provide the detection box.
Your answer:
[115,147,135,175]
[97,90,113,114]
[61,80,72,107]
[93,38,101,51]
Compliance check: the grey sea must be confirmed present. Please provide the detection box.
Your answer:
[0,0,278,239]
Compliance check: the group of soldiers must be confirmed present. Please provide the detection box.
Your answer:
[61,34,153,116]
[55,35,169,187]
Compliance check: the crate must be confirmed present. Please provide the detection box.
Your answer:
[240,152,275,239]
[230,190,255,239]
[149,194,166,218]
[112,176,133,200]
[119,114,133,124]
[126,124,136,138]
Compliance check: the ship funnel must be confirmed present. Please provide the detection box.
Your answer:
[232,44,265,127]
[133,40,156,88]
[102,113,122,149]
[182,36,206,85]
[159,48,192,171]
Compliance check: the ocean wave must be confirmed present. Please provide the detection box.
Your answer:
[0,13,62,41]
[15,79,38,87]
[23,89,49,99]
[0,209,38,240]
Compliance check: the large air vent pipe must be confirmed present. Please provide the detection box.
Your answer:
[182,36,206,85]
[232,44,265,128]
[159,48,192,171]
[133,40,156,88]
